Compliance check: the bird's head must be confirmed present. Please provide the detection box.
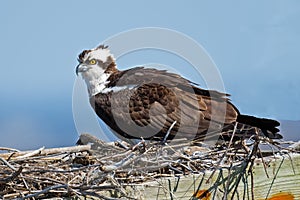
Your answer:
[76,45,117,96]
[76,45,116,76]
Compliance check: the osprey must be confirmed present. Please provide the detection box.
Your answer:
[76,45,282,142]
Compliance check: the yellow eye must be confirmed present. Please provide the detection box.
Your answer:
[89,59,97,65]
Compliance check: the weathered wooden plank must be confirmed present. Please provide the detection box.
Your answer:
[119,153,300,200]
[252,153,300,200]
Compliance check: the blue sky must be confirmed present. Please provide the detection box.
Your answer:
[0,1,299,150]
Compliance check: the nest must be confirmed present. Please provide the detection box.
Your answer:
[0,132,298,200]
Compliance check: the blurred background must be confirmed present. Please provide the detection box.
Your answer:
[1,1,299,150]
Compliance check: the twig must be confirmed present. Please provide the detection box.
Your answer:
[0,157,17,171]
[80,191,124,200]
[0,147,20,152]
[21,184,69,199]
[0,166,23,184]
[162,120,177,144]
[16,146,45,159]
[0,144,91,160]
[265,155,285,200]
[257,147,269,178]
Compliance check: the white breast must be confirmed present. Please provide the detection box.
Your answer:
[80,67,110,97]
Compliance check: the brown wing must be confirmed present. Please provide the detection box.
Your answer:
[92,67,240,140]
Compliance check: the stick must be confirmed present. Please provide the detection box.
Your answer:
[21,184,69,199]
[0,166,23,184]
[0,157,17,171]
[0,145,91,160]
[16,146,45,159]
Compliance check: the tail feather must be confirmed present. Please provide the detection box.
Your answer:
[237,114,282,139]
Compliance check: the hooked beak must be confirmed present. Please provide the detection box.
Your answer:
[76,63,88,76]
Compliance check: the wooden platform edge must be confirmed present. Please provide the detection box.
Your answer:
[119,153,300,200]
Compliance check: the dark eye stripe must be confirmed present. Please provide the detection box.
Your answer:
[78,50,91,62]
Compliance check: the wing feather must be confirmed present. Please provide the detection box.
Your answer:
[93,67,239,140]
